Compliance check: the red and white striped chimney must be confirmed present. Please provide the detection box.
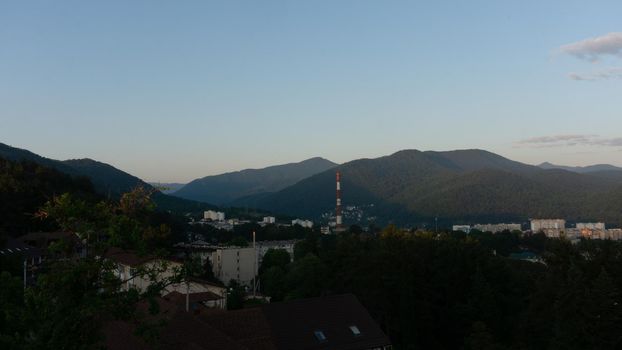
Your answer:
[336,171,342,229]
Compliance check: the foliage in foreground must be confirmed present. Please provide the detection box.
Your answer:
[260,229,622,349]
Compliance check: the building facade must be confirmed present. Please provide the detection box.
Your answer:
[473,223,522,233]
[211,247,256,286]
[204,210,225,221]
[292,218,313,228]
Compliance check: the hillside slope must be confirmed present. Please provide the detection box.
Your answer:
[173,157,337,205]
[236,150,622,226]
[0,143,215,213]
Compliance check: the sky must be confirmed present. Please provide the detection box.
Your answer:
[1,0,621,183]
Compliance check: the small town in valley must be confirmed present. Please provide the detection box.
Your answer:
[3,2,622,349]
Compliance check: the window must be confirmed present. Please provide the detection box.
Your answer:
[314,330,327,342]
[349,325,361,336]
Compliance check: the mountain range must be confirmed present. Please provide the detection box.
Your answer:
[232,150,622,226]
[538,162,622,173]
[172,157,337,205]
[3,142,622,227]
[0,142,216,213]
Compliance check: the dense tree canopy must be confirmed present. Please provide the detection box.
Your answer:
[260,229,622,349]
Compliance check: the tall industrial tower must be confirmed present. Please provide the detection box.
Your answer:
[336,171,343,231]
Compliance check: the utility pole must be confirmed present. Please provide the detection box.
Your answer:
[23,259,27,290]
[185,249,190,312]
[253,231,257,297]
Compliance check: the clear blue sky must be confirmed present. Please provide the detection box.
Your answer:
[1,0,621,182]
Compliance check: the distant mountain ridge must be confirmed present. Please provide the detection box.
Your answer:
[0,142,216,213]
[148,182,186,194]
[173,157,337,205]
[0,143,147,197]
[538,161,622,173]
[234,149,622,226]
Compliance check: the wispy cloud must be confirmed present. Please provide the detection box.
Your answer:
[516,135,622,148]
[559,32,622,62]
[569,68,622,81]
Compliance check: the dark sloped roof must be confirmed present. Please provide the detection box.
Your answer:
[261,294,391,350]
[105,294,390,350]
[165,291,223,303]
[105,296,248,350]
[200,307,277,350]
[19,231,75,242]
[158,312,249,350]
[0,238,42,258]
[104,247,156,267]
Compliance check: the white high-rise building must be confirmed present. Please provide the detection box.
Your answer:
[292,219,313,228]
[211,247,256,286]
[204,210,225,221]
[576,222,606,230]
[530,219,566,238]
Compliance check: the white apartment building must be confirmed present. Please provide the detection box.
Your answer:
[211,247,256,287]
[452,225,471,233]
[204,210,225,221]
[292,219,313,228]
[531,219,565,231]
[473,223,522,233]
[262,216,276,224]
[576,222,606,230]
[256,240,297,265]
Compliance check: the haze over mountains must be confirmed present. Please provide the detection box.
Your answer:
[172,157,337,205]
[2,141,622,227]
[0,142,216,213]
[233,150,622,226]
[538,162,622,173]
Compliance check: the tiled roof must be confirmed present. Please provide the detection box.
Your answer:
[200,307,276,350]
[104,247,156,267]
[261,294,391,350]
[0,238,41,258]
[105,294,390,350]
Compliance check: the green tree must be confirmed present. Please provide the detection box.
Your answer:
[285,253,327,299]
[227,279,245,310]
[261,266,288,301]
[584,268,622,349]
[260,248,291,273]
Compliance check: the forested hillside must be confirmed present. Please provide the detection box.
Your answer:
[236,149,622,226]
[173,157,337,204]
[0,158,98,236]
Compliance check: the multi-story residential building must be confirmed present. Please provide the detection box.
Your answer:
[452,225,471,233]
[576,222,606,230]
[256,240,297,265]
[473,223,521,233]
[292,218,313,228]
[530,219,566,237]
[204,210,225,221]
[262,216,276,224]
[606,229,622,240]
[530,219,566,232]
[211,247,256,286]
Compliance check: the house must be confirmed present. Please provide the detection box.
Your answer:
[18,231,85,258]
[105,248,227,309]
[105,293,392,350]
